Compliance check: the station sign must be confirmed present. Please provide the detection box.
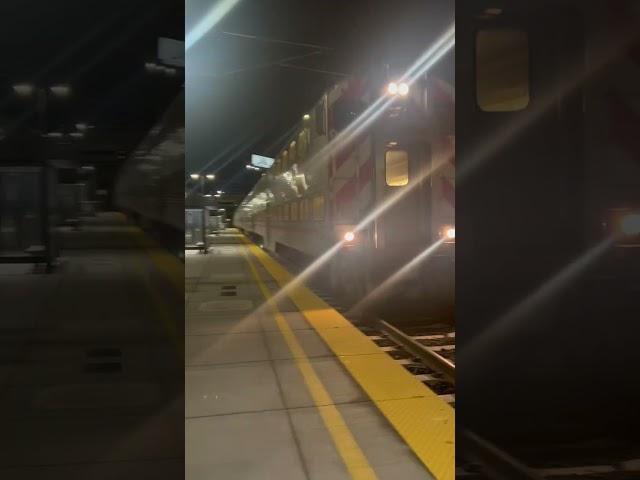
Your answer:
[158,37,184,67]
[251,154,275,169]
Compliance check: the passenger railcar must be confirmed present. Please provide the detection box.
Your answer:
[235,52,454,317]
[114,90,184,250]
[456,0,640,450]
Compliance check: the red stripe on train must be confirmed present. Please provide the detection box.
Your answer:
[334,158,374,209]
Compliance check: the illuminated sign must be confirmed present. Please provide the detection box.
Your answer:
[251,154,275,169]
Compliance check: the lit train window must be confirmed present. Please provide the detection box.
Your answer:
[289,141,297,165]
[297,131,308,162]
[312,195,325,220]
[315,99,326,135]
[385,150,409,186]
[299,199,305,221]
[291,201,298,221]
[476,29,529,111]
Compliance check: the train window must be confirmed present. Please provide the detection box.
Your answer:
[291,201,298,221]
[331,98,365,132]
[476,29,529,111]
[315,99,326,135]
[289,141,297,164]
[297,131,308,163]
[385,150,409,186]
[312,195,325,221]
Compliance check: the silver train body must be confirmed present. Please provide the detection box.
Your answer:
[114,90,184,239]
[235,57,455,315]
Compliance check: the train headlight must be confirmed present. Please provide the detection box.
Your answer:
[440,225,455,242]
[620,213,640,235]
[386,81,409,97]
[344,231,355,243]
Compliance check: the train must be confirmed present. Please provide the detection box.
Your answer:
[234,48,455,318]
[114,89,184,253]
[456,0,640,456]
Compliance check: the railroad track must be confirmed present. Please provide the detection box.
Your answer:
[281,258,640,479]
[358,320,456,405]
[275,252,458,405]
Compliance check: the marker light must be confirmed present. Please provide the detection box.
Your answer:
[344,231,355,242]
[621,213,640,235]
[387,82,399,95]
[398,82,409,96]
[440,225,455,240]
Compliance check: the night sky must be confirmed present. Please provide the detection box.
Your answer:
[0,0,184,169]
[186,0,453,196]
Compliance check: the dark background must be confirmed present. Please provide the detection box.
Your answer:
[0,0,184,193]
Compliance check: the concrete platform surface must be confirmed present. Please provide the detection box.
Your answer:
[185,230,444,480]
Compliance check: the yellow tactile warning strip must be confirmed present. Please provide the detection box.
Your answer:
[126,228,184,356]
[241,236,455,480]
[242,248,379,480]
[132,229,184,295]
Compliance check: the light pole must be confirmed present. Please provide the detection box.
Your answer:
[12,83,72,272]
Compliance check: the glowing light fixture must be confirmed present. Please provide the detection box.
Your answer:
[190,173,200,180]
[206,173,216,180]
[13,84,34,96]
[303,114,310,121]
[387,82,399,95]
[343,231,355,242]
[398,82,409,96]
[440,225,455,241]
[50,85,71,97]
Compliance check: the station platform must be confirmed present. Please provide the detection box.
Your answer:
[0,212,184,479]
[185,229,454,480]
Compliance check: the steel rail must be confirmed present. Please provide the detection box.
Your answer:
[377,319,455,385]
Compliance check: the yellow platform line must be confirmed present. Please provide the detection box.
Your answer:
[125,228,184,357]
[241,248,378,480]
[131,229,184,295]
[241,236,454,480]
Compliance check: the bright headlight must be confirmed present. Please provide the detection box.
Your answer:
[387,82,399,95]
[344,231,355,242]
[440,225,455,241]
[398,82,409,96]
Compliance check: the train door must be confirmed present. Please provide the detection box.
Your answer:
[373,135,432,282]
[456,1,585,338]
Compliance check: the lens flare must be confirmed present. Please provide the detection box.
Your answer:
[186,0,242,50]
